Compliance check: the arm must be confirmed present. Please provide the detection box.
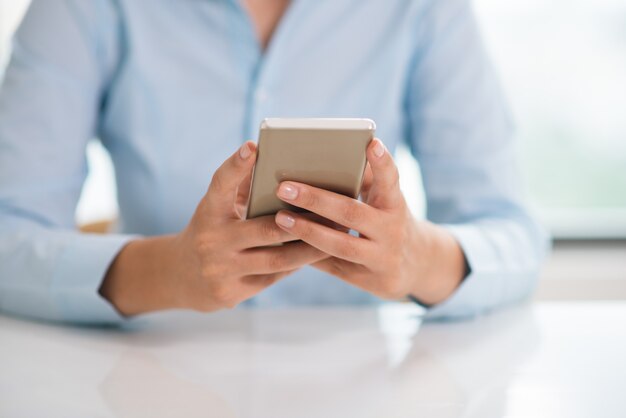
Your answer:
[267,0,549,319]
[404,0,550,318]
[99,142,330,317]
[0,2,328,323]
[0,0,133,323]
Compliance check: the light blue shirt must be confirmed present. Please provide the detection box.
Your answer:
[0,0,549,324]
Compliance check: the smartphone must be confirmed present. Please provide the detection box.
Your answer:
[246,118,376,219]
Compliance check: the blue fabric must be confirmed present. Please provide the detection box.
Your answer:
[0,0,549,323]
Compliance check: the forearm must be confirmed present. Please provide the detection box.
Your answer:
[406,221,467,306]
[0,216,135,323]
[422,218,550,319]
[99,235,180,317]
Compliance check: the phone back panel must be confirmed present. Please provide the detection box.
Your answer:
[246,122,374,219]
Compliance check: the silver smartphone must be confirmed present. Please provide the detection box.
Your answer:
[246,118,376,219]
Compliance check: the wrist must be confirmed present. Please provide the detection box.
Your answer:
[99,234,179,316]
[407,221,467,306]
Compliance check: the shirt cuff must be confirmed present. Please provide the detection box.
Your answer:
[421,223,502,320]
[50,233,137,324]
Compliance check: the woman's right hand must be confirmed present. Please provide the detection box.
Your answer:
[100,141,329,316]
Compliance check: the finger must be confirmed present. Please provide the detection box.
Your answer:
[275,210,374,264]
[236,268,300,302]
[235,167,253,219]
[366,138,403,209]
[228,213,348,251]
[360,163,374,202]
[311,258,373,292]
[240,268,299,289]
[205,141,257,217]
[276,181,378,236]
[301,212,350,233]
[311,257,362,281]
[228,216,300,249]
[240,240,329,275]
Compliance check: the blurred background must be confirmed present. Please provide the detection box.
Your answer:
[2,0,625,299]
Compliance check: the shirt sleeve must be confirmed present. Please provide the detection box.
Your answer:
[0,0,133,324]
[404,0,551,319]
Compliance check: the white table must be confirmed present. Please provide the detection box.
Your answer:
[1,302,625,418]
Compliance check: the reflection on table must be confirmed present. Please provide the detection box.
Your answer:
[1,302,625,418]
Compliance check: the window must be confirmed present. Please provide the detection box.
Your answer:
[474,0,626,238]
[0,0,30,70]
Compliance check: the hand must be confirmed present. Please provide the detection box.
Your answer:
[272,139,467,305]
[100,142,329,316]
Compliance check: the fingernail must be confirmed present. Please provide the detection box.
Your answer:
[239,142,252,159]
[278,183,298,201]
[276,212,295,228]
[372,139,385,158]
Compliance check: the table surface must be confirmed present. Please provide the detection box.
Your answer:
[1,302,625,418]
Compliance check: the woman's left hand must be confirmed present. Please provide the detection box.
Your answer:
[274,138,467,305]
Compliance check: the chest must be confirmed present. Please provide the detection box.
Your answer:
[100,0,423,233]
[242,0,292,50]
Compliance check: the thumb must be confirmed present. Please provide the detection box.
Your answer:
[359,163,373,202]
[365,138,403,210]
[205,141,257,216]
